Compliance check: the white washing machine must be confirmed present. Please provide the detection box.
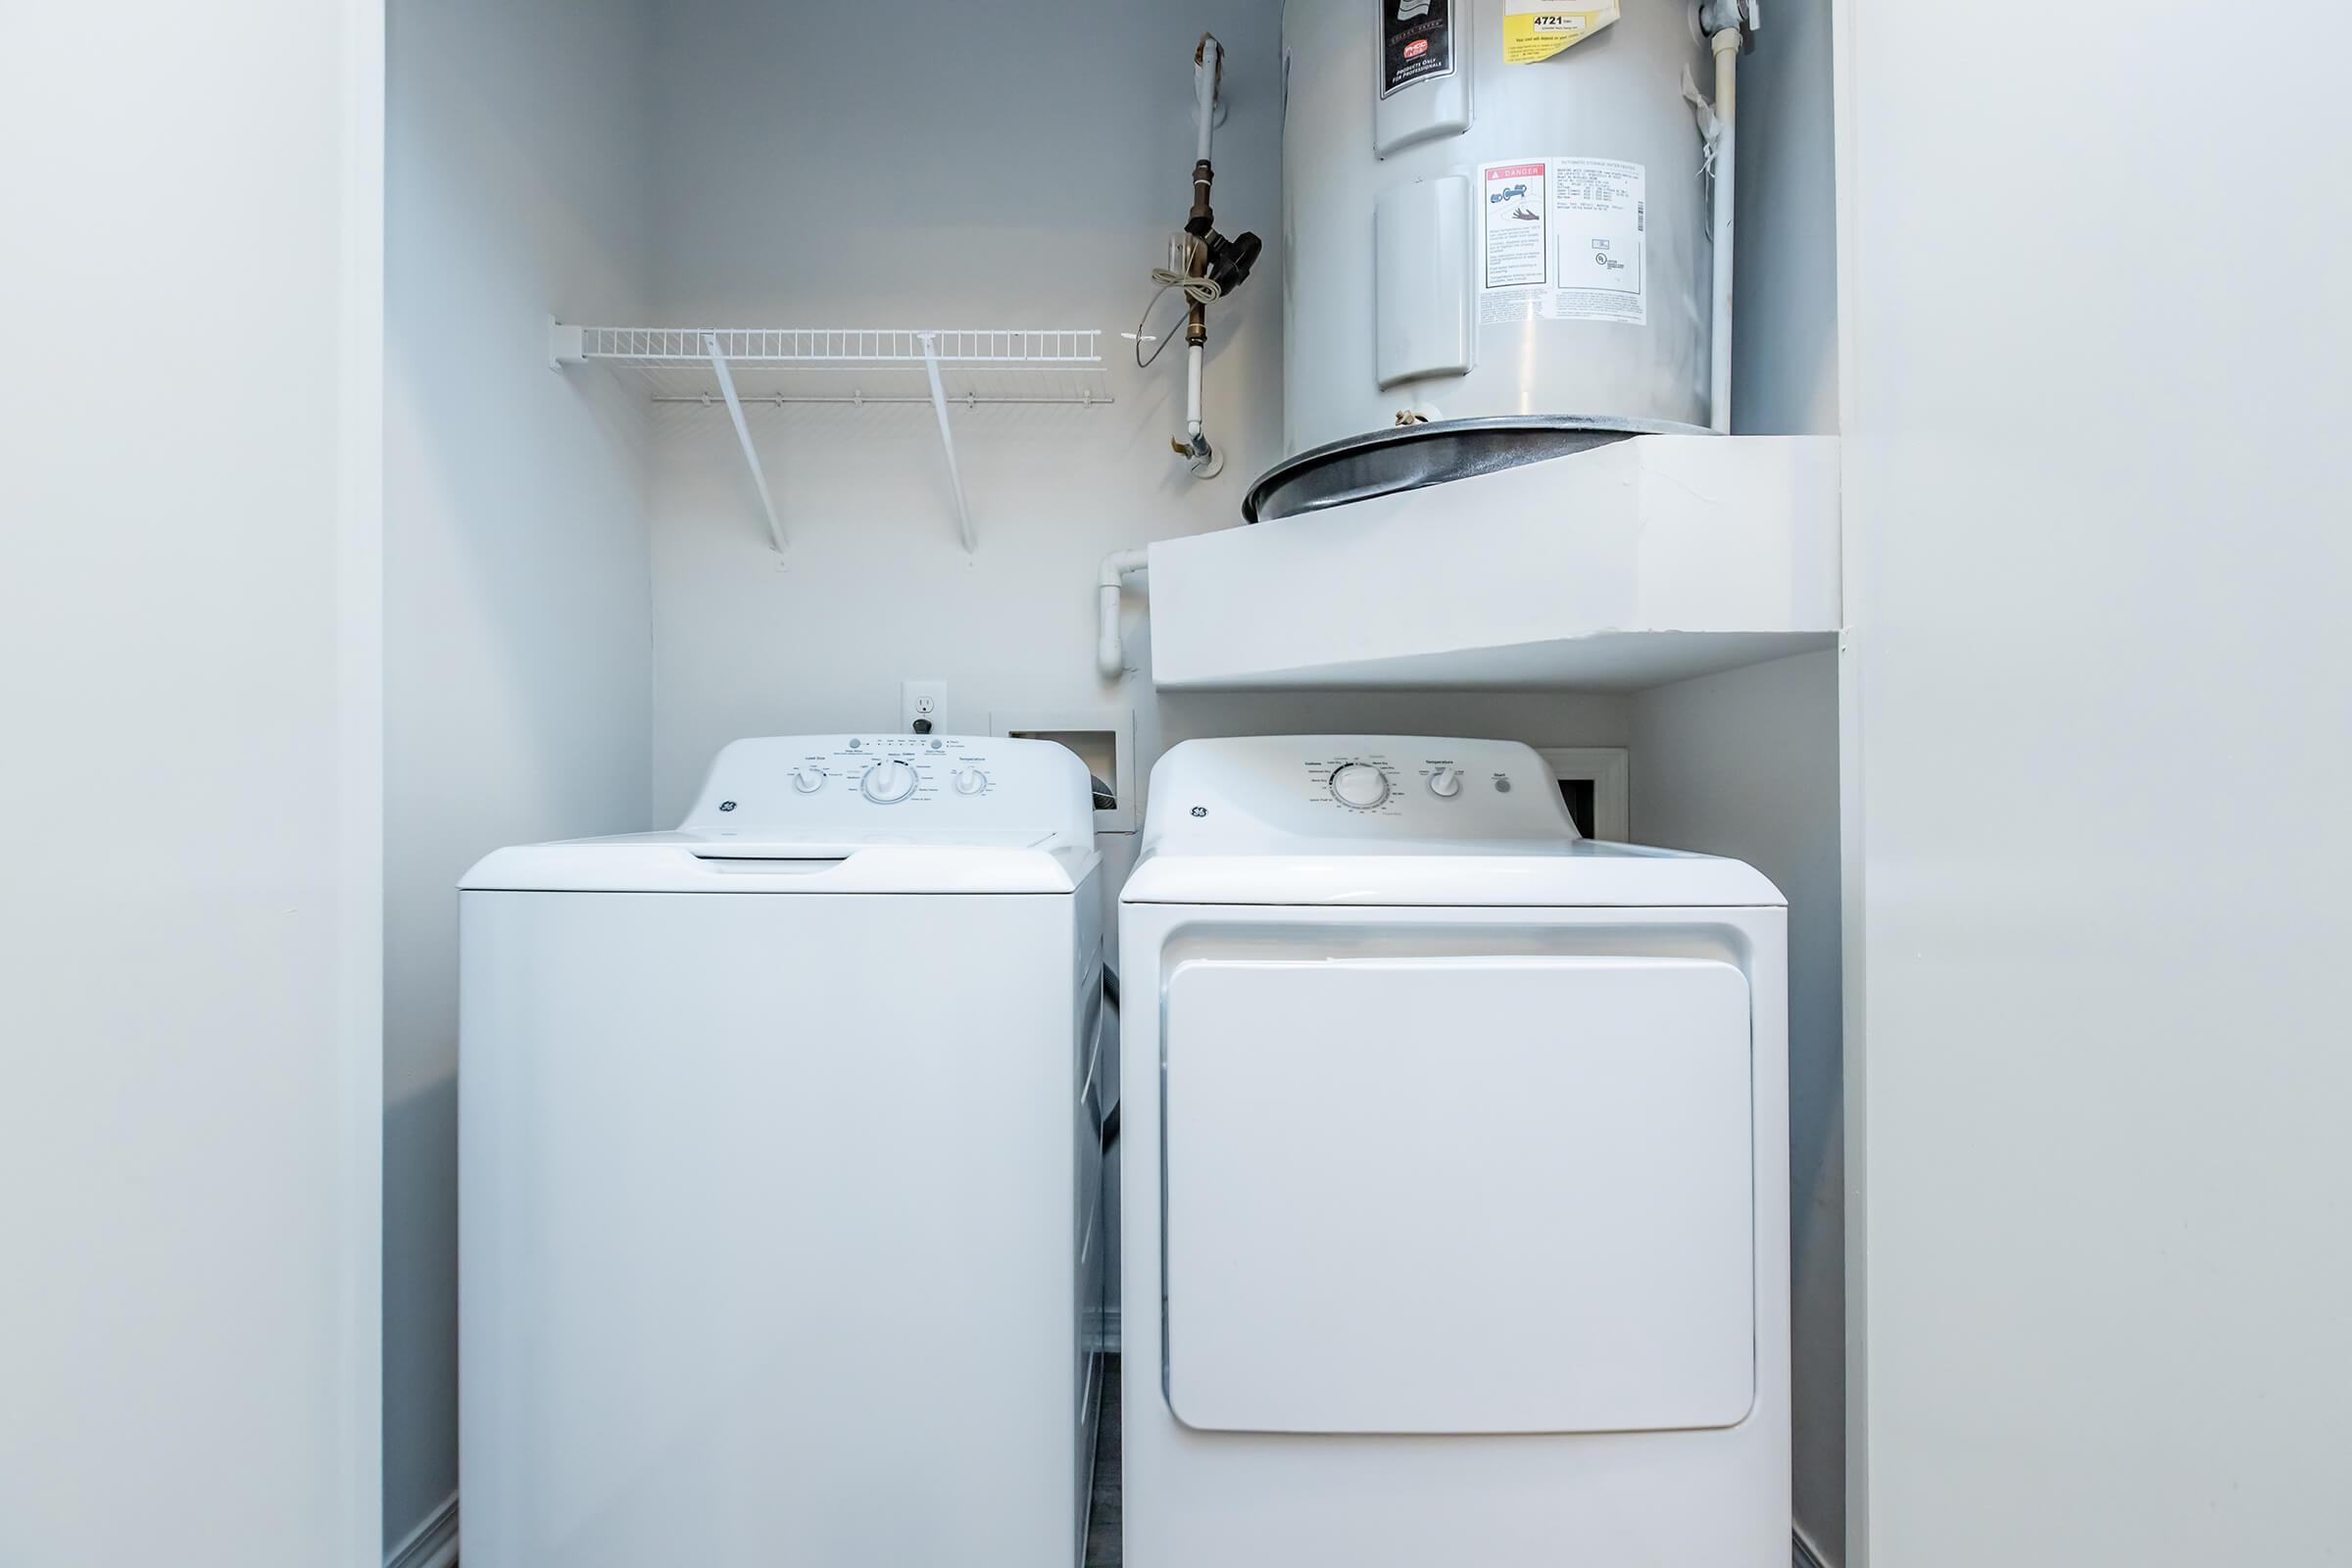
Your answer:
[460,735,1109,1568]
[1119,736,1789,1567]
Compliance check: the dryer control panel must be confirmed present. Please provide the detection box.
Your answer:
[1139,735,1581,857]
[679,735,1095,848]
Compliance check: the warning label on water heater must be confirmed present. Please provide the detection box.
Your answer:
[1482,163,1549,288]
[1478,157,1647,326]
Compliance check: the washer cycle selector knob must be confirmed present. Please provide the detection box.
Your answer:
[1329,762,1391,809]
[1428,765,1462,799]
[859,759,919,804]
[791,766,827,794]
[953,767,988,796]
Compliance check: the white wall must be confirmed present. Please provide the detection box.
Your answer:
[642,0,1630,858]
[1632,652,1842,1564]
[384,0,656,1551]
[0,4,383,1565]
[1839,4,2352,1562]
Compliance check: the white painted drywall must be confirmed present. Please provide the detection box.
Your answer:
[383,0,657,1552]
[641,0,1631,879]
[0,4,384,1564]
[1632,652,1842,1565]
[1840,7,2352,1563]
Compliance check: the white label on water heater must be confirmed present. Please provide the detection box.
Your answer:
[1482,162,1550,288]
[1478,157,1647,326]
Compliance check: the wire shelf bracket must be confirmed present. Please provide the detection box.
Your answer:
[551,318,1112,555]
[705,331,786,553]
[917,333,976,555]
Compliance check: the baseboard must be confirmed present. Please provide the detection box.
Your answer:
[1793,1526,1834,1568]
[386,1492,458,1568]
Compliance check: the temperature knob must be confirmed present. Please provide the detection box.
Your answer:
[1329,762,1391,809]
[791,766,827,794]
[859,759,918,804]
[1428,766,1462,799]
[953,767,988,796]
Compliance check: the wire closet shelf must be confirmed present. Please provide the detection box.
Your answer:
[550,320,1113,554]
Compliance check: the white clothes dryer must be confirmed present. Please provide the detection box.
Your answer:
[1118,735,1789,1567]
[461,735,1108,1568]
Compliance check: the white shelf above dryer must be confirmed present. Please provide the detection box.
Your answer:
[1146,435,1843,692]
[550,321,1112,554]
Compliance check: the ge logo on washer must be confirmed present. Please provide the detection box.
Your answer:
[1191,806,1209,817]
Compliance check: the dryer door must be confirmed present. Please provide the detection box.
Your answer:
[1162,955,1754,1434]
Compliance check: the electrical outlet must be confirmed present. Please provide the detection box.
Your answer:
[901,680,947,736]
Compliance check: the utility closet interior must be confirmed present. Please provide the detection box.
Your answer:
[16,2,2352,1567]
[386,1,1841,1564]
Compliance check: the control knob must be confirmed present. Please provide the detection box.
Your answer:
[1428,766,1462,799]
[859,759,919,804]
[953,767,988,796]
[1329,762,1391,809]
[791,766,827,794]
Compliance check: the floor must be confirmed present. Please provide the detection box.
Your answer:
[1085,1354,1122,1567]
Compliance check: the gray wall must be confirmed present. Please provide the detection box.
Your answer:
[1670,2,1848,1554]
[0,4,383,1562]
[641,0,1631,886]
[1732,0,1839,438]
[1839,2,2352,1561]
[384,0,656,1549]
[1633,652,1843,1564]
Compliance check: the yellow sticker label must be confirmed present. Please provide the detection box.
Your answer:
[1502,2,1622,64]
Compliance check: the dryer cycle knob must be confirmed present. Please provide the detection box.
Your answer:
[859,759,919,804]
[1329,762,1390,809]
[1428,765,1462,799]
[953,767,988,796]
[792,766,827,794]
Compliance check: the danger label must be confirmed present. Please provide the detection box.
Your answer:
[1478,156,1648,326]
[1482,162,1549,288]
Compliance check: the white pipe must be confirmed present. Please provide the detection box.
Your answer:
[1182,343,1224,476]
[1097,549,1149,680]
[1708,27,1740,435]
[1195,35,1221,164]
[1186,34,1226,479]
[1186,343,1204,441]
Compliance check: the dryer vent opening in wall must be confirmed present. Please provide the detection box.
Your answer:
[1540,747,1631,841]
[993,710,1137,834]
[1560,776,1597,837]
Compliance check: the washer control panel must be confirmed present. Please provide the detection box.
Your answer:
[679,735,1090,844]
[1142,736,1581,855]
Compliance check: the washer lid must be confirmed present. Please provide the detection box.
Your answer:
[464,831,1092,895]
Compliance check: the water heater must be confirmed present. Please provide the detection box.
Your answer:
[1260,0,1752,520]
